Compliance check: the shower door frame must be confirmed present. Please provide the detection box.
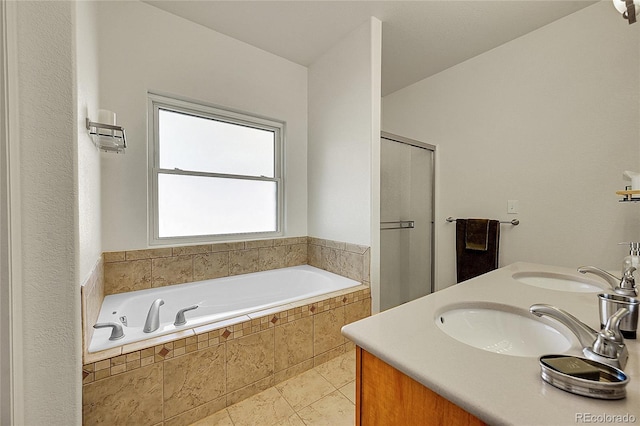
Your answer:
[380,131,436,297]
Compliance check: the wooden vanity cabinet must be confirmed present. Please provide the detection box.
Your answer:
[355,347,487,425]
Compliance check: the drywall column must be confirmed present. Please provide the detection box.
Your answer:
[76,1,102,282]
[14,2,82,424]
[308,17,382,311]
[383,2,639,290]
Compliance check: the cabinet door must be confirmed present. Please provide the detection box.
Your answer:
[356,347,486,426]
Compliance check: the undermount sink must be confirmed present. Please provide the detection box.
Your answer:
[436,303,574,357]
[512,272,609,293]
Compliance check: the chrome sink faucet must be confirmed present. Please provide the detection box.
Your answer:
[530,304,629,370]
[578,265,637,297]
[143,298,165,333]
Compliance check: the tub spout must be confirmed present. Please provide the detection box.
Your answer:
[143,298,165,333]
[174,305,199,326]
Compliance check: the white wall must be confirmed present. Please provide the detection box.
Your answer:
[76,1,102,282]
[383,2,640,290]
[97,1,308,251]
[307,17,382,246]
[14,2,81,424]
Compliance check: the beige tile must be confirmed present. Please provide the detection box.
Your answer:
[226,328,274,392]
[314,350,356,389]
[229,249,259,276]
[246,239,274,249]
[211,241,244,252]
[339,250,364,281]
[226,387,295,426]
[173,244,212,256]
[126,248,173,260]
[313,306,345,355]
[193,252,229,281]
[188,408,234,426]
[307,244,322,268]
[273,413,306,426]
[321,246,340,275]
[163,344,226,419]
[275,369,335,411]
[164,396,227,426]
[152,255,193,287]
[259,246,286,271]
[344,298,371,325]
[274,316,313,372]
[338,381,356,404]
[226,375,275,406]
[296,390,355,426]
[82,363,163,426]
[285,243,307,267]
[104,259,152,295]
[274,359,315,384]
[313,346,345,367]
[103,251,125,262]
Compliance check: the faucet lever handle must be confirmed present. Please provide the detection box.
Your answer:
[174,305,199,326]
[93,322,125,341]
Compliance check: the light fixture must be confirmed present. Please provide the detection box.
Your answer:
[613,0,640,24]
[86,109,127,153]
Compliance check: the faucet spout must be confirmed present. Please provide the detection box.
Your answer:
[529,304,597,348]
[577,266,618,289]
[143,298,165,333]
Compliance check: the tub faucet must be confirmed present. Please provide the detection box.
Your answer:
[93,322,124,341]
[143,298,165,333]
[530,304,629,369]
[578,265,637,297]
[174,305,199,326]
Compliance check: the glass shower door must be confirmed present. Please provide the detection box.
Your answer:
[380,134,434,311]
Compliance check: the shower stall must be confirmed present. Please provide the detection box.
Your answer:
[380,132,435,311]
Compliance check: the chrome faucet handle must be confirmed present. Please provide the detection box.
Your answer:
[93,322,125,341]
[174,305,199,326]
[619,267,637,296]
[587,308,629,369]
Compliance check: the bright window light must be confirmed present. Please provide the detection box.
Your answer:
[149,94,283,243]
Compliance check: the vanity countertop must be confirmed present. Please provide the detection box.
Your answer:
[341,262,639,425]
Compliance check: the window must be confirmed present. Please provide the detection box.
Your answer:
[148,93,283,244]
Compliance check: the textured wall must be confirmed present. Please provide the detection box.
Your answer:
[97,1,308,251]
[383,2,640,290]
[15,1,81,424]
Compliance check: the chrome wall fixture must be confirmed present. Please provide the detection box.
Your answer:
[86,109,126,153]
[446,216,520,226]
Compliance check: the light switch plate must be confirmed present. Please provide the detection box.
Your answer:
[507,200,519,214]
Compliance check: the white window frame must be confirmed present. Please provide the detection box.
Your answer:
[148,92,284,245]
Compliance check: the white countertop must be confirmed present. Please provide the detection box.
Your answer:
[341,262,640,426]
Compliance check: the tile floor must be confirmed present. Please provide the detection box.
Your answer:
[191,350,356,426]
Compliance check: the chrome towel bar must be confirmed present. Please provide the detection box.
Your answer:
[446,216,519,226]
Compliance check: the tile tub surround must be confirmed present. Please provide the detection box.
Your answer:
[82,237,370,361]
[82,286,371,426]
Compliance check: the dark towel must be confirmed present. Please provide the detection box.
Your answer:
[456,219,500,283]
[465,219,490,251]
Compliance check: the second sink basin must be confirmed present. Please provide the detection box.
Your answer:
[436,303,574,357]
[512,272,609,293]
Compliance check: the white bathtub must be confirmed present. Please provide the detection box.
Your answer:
[89,265,360,353]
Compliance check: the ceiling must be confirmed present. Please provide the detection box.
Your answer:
[145,1,599,96]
